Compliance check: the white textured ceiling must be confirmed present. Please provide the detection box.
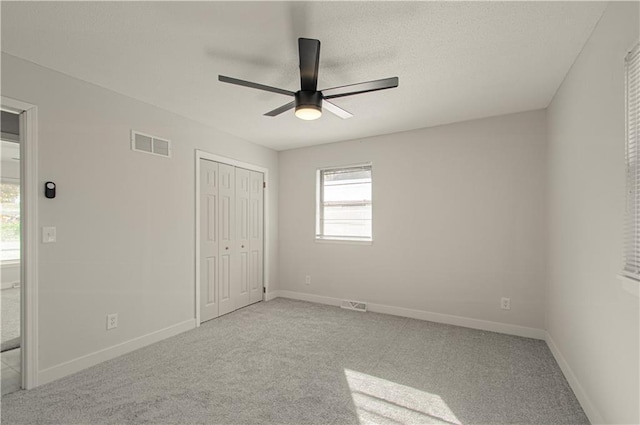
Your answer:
[1,1,606,151]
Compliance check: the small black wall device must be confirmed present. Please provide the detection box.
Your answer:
[45,182,56,199]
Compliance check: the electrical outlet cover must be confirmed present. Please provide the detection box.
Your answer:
[501,297,511,310]
[106,313,118,330]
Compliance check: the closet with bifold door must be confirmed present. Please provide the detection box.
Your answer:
[199,159,264,323]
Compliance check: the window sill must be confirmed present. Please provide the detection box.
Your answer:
[315,238,373,246]
[617,275,640,298]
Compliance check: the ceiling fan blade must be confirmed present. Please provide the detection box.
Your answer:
[219,75,295,97]
[298,38,320,91]
[322,77,399,99]
[323,100,353,119]
[264,101,296,117]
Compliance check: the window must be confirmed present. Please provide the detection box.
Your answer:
[624,43,640,280]
[316,164,372,242]
[1,181,20,262]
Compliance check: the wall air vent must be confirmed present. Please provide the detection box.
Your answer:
[131,130,171,158]
[341,300,367,312]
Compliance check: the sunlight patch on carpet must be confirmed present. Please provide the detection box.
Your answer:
[344,368,461,425]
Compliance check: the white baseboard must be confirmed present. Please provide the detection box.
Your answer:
[276,290,340,307]
[265,290,280,301]
[37,319,196,386]
[545,332,604,424]
[275,290,546,340]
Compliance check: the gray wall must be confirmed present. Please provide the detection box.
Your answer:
[546,2,639,423]
[279,110,547,329]
[1,53,279,371]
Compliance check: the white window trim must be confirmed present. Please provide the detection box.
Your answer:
[315,162,373,243]
[315,237,373,246]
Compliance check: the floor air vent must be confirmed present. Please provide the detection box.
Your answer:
[131,130,171,158]
[341,300,367,312]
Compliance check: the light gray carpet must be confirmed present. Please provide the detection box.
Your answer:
[1,298,588,424]
[1,287,20,351]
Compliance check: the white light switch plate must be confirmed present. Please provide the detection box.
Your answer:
[42,226,56,243]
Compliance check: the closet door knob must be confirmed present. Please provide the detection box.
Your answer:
[241,245,245,248]
[225,246,229,250]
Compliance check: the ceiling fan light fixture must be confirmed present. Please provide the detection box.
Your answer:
[294,91,323,121]
[295,106,322,120]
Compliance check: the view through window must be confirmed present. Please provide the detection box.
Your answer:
[1,181,20,262]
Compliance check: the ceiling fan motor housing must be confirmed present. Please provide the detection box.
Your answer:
[295,91,323,113]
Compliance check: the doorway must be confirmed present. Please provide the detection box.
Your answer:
[195,151,267,325]
[1,97,38,392]
[1,111,22,395]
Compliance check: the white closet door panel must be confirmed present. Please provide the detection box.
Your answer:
[218,162,235,316]
[220,254,231,298]
[234,167,251,309]
[199,159,219,323]
[240,252,248,292]
[221,195,231,241]
[205,257,216,304]
[249,171,264,303]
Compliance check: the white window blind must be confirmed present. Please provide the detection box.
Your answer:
[624,43,640,280]
[316,164,372,241]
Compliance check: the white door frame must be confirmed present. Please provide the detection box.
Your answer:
[1,96,39,389]
[194,150,269,326]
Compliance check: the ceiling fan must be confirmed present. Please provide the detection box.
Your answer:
[218,38,399,121]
